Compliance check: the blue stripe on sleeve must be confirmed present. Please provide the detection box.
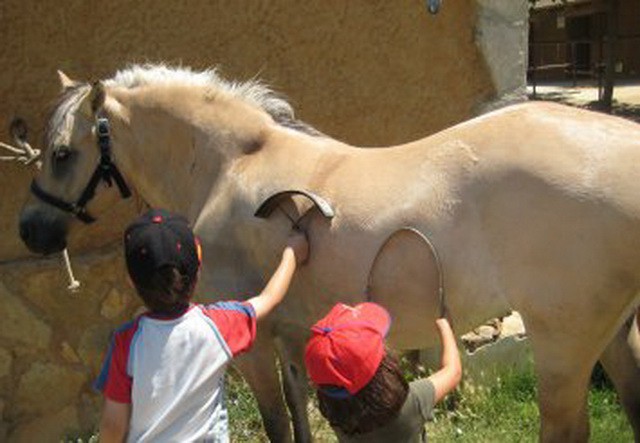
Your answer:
[94,338,114,392]
[208,301,256,317]
[93,320,136,392]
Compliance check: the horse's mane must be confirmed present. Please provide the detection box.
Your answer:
[46,64,323,145]
[108,64,323,136]
[45,83,91,149]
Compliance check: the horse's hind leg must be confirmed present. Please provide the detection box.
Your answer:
[529,329,594,442]
[275,327,312,443]
[599,311,640,442]
[234,336,293,443]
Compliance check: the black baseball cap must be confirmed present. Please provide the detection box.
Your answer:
[124,209,200,292]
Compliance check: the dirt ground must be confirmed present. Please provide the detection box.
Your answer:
[527,79,640,123]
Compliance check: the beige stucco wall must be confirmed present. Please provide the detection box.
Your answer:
[0,1,526,440]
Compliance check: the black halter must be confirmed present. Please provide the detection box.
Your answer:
[30,117,131,224]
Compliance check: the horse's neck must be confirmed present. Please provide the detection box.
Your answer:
[113,86,272,219]
[239,126,355,198]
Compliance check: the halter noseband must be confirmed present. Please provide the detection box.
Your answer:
[30,117,131,224]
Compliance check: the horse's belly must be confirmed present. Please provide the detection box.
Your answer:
[366,227,447,349]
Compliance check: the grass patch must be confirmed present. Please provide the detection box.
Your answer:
[64,364,633,442]
[429,369,540,442]
[227,369,269,442]
[228,363,633,442]
[588,384,635,443]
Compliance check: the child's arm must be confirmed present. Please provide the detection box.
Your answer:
[99,398,131,443]
[247,231,308,320]
[426,317,462,404]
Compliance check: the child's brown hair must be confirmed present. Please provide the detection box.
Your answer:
[124,209,201,315]
[317,352,409,435]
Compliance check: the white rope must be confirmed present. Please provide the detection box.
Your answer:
[62,248,81,292]
[0,140,41,167]
[0,141,25,154]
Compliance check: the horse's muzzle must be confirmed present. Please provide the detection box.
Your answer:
[19,205,68,254]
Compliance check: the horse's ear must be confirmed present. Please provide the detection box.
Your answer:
[79,81,106,118]
[9,117,28,144]
[57,70,80,91]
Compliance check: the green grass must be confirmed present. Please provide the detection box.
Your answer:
[227,364,634,442]
[62,364,632,442]
[588,387,635,443]
[428,369,540,442]
[428,367,632,443]
[227,369,270,442]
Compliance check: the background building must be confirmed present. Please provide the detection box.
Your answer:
[529,0,640,83]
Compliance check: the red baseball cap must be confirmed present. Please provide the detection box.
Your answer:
[304,302,391,395]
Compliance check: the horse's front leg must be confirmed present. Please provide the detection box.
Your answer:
[599,311,640,442]
[274,325,312,443]
[234,333,293,443]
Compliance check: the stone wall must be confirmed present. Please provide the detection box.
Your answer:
[0,246,142,441]
[0,1,527,440]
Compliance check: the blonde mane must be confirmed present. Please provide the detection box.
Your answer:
[46,64,322,146]
[107,64,296,120]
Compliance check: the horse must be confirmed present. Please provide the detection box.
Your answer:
[17,64,640,442]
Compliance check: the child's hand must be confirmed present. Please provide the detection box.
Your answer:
[435,317,455,340]
[429,316,462,404]
[287,230,309,265]
[435,317,452,331]
[250,230,308,320]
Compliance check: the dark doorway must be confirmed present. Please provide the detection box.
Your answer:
[567,15,592,73]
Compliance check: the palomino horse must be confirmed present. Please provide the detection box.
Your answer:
[18,65,640,442]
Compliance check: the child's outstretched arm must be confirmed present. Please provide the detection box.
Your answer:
[248,231,308,320]
[427,317,462,403]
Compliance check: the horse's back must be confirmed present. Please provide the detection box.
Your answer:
[339,101,640,225]
[432,102,640,328]
[436,101,640,215]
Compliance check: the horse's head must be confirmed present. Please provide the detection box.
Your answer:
[19,71,130,254]
[19,63,325,255]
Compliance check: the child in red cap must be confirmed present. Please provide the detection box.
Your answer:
[96,208,308,442]
[305,302,461,442]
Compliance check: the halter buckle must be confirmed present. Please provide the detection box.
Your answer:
[96,118,110,137]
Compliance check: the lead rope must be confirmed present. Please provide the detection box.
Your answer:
[2,122,79,293]
[62,248,81,292]
[1,118,41,167]
[365,226,447,318]
[0,140,41,167]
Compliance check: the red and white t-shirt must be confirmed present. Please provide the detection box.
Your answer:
[96,301,256,442]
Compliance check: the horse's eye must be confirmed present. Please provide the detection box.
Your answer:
[53,146,72,162]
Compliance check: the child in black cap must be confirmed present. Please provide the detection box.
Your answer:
[96,208,307,442]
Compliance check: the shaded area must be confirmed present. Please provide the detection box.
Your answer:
[602,101,640,124]
[528,81,640,124]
